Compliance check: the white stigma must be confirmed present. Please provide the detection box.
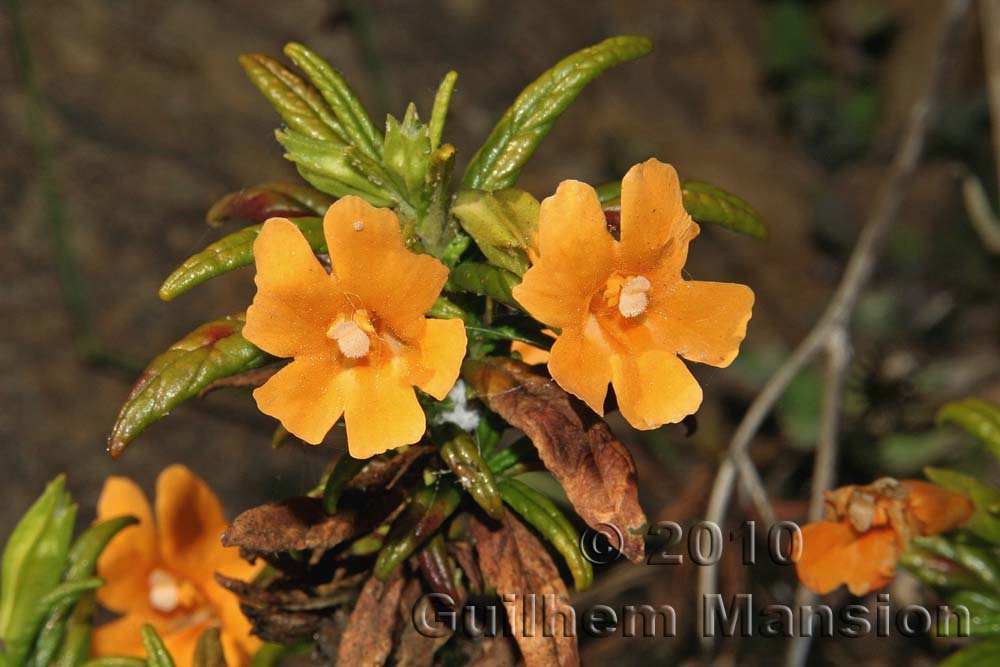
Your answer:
[618,275,651,318]
[148,569,180,613]
[352,220,364,231]
[328,320,371,359]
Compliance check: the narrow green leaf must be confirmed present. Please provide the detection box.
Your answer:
[440,434,504,520]
[429,71,457,150]
[383,103,431,203]
[51,593,95,667]
[448,262,519,306]
[498,478,593,591]
[79,659,147,667]
[140,624,175,667]
[239,54,347,142]
[462,36,652,191]
[276,130,396,207]
[108,314,271,458]
[416,144,464,260]
[158,217,324,302]
[284,43,382,161]
[37,578,103,610]
[938,398,1000,461]
[193,628,225,667]
[374,481,461,581]
[596,179,768,239]
[322,454,367,515]
[206,182,333,226]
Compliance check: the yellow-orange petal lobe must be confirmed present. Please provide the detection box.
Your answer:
[324,196,448,339]
[95,477,157,614]
[904,480,974,535]
[155,465,229,585]
[413,318,467,400]
[645,280,755,368]
[795,520,899,596]
[253,357,347,445]
[610,348,703,430]
[343,360,427,457]
[243,218,344,358]
[619,159,698,274]
[547,320,613,416]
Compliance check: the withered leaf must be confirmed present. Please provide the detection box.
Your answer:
[198,364,281,398]
[337,572,406,667]
[394,578,452,667]
[206,181,333,226]
[347,444,435,491]
[471,514,579,667]
[222,495,397,555]
[466,358,646,561]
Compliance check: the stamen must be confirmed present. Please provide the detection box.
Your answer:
[328,320,371,358]
[148,569,180,613]
[618,275,651,318]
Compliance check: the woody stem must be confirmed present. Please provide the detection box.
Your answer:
[697,0,974,657]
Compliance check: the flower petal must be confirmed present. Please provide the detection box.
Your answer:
[547,318,613,416]
[535,180,615,294]
[204,582,261,667]
[95,477,157,614]
[645,280,754,368]
[610,348,702,429]
[510,341,551,366]
[844,528,899,596]
[91,613,148,660]
[904,480,974,536]
[794,520,859,595]
[244,218,344,358]
[412,318,467,400]
[619,159,698,274]
[252,357,347,445]
[155,465,229,584]
[324,197,448,339]
[343,361,426,458]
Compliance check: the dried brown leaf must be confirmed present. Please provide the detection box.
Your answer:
[347,444,435,491]
[394,578,452,667]
[337,572,406,667]
[470,514,579,667]
[222,494,398,555]
[466,357,647,561]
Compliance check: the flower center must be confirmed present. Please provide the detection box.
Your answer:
[148,568,199,613]
[327,310,376,359]
[602,275,651,318]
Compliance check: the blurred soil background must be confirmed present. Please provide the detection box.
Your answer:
[2,0,999,665]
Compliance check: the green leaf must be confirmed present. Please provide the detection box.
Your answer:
[429,71,457,151]
[140,624,175,667]
[284,43,382,161]
[239,54,347,142]
[679,180,768,239]
[193,628,225,667]
[925,467,1000,545]
[374,481,461,581]
[158,216,324,301]
[416,145,465,261]
[0,478,76,667]
[322,454,367,515]
[206,182,333,227]
[440,434,504,520]
[451,189,539,276]
[462,36,652,191]
[938,398,1000,462]
[597,178,767,239]
[942,638,1000,667]
[51,592,95,667]
[448,262,520,306]
[497,478,593,591]
[383,103,431,205]
[276,130,397,207]
[108,314,271,458]
[37,579,103,610]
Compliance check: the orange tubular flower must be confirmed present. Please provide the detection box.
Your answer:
[795,478,973,596]
[92,465,261,667]
[242,196,467,457]
[512,159,754,429]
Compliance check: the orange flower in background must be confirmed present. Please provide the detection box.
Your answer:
[93,465,261,667]
[795,478,973,596]
[243,196,467,457]
[512,159,754,429]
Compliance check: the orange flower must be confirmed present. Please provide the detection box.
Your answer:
[243,196,467,457]
[795,478,973,596]
[512,159,754,429]
[92,465,261,667]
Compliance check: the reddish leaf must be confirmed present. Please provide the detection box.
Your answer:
[471,514,579,667]
[466,358,646,561]
[206,182,333,226]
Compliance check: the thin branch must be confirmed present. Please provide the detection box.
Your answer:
[697,0,973,652]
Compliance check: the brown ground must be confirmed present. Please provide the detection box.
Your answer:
[2,1,997,665]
